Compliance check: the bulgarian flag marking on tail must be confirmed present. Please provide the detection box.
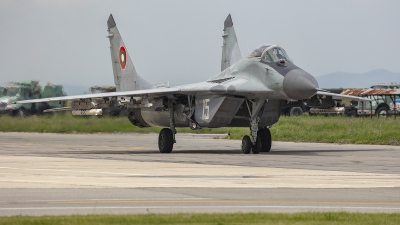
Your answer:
[119,46,127,69]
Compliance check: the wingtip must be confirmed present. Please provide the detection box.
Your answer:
[107,14,116,29]
[224,14,233,28]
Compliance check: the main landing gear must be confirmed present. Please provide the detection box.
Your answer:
[158,128,174,153]
[241,98,272,154]
[158,99,176,153]
[157,97,272,154]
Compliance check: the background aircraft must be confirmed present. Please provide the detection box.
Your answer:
[16,14,369,154]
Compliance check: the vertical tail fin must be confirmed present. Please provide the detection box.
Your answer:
[221,14,242,71]
[107,14,152,92]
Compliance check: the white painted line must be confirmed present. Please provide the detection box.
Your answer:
[0,198,210,203]
[0,167,146,176]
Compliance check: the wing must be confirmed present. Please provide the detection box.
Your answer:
[15,78,275,105]
[316,91,372,101]
[14,87,181,104]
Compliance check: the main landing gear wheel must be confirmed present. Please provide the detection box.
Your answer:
[258,128,272,152]
[241,135,252,154]
[251,138,261,154]
[158,128,174,153]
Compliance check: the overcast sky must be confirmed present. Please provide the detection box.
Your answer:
[1,0,399,89]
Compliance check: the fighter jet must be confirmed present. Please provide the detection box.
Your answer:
[16,14,369,154]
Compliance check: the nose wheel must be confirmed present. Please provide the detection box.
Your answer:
[257,128,272,152]
[241,128,271,154]
[241,135,252,154]
[252,138,261,154]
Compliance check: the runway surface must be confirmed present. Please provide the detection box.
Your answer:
[0,132,399,216]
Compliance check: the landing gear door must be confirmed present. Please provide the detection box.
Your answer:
[194,96,245,128]
[259,100,281,127]
[194,96,225,127]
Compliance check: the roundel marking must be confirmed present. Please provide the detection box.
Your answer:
[119,46,127,69]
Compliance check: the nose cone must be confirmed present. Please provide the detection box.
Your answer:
[283,69,319,100]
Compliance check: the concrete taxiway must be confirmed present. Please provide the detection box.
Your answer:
[0,132,399,216]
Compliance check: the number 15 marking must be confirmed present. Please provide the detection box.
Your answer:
[202,99,210,120]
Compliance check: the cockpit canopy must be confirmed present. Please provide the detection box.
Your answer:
[248,44,292,63]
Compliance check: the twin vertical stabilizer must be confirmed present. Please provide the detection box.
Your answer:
[221,14,242,71]
[107,14,152,92]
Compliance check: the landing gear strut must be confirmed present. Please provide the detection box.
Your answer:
[158,99,176,153]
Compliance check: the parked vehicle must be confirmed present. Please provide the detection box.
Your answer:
[342,84,400,117]
[305,83,400,117]
[390,99,400,113]
[0,81,65,116]
[281,88,355,116]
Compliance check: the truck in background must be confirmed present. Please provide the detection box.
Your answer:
[342,86,400,117]
[0,81,65,116]
[307,83,400,117]
[390,99,400,113]
[281,100,307,116]
[0,86,6,98]
[282,88,344,116]
[283,83,399,117]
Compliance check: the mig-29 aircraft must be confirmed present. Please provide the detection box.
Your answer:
[16,14,369,154]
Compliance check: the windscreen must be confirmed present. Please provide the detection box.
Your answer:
[248,44,272,58]
[7,87,21,96]
[261,47,292,63]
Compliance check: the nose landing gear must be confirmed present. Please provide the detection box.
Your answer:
[241,98,272,154]
[241,128,272,154]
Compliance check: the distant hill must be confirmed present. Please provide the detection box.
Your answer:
[315,69,400,89]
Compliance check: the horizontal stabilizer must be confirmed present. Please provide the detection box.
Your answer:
[152,82,170,89]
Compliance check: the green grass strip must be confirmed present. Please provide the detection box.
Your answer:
[1,114,399,145]
[0,212,399,225]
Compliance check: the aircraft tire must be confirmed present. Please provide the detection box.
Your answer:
[241,135,252,154]
[158,128,174,153]
[258,128,272,152]
[252,138,261,154]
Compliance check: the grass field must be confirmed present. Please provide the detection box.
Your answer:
[0,212,399,225]
[0,113,399,145]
